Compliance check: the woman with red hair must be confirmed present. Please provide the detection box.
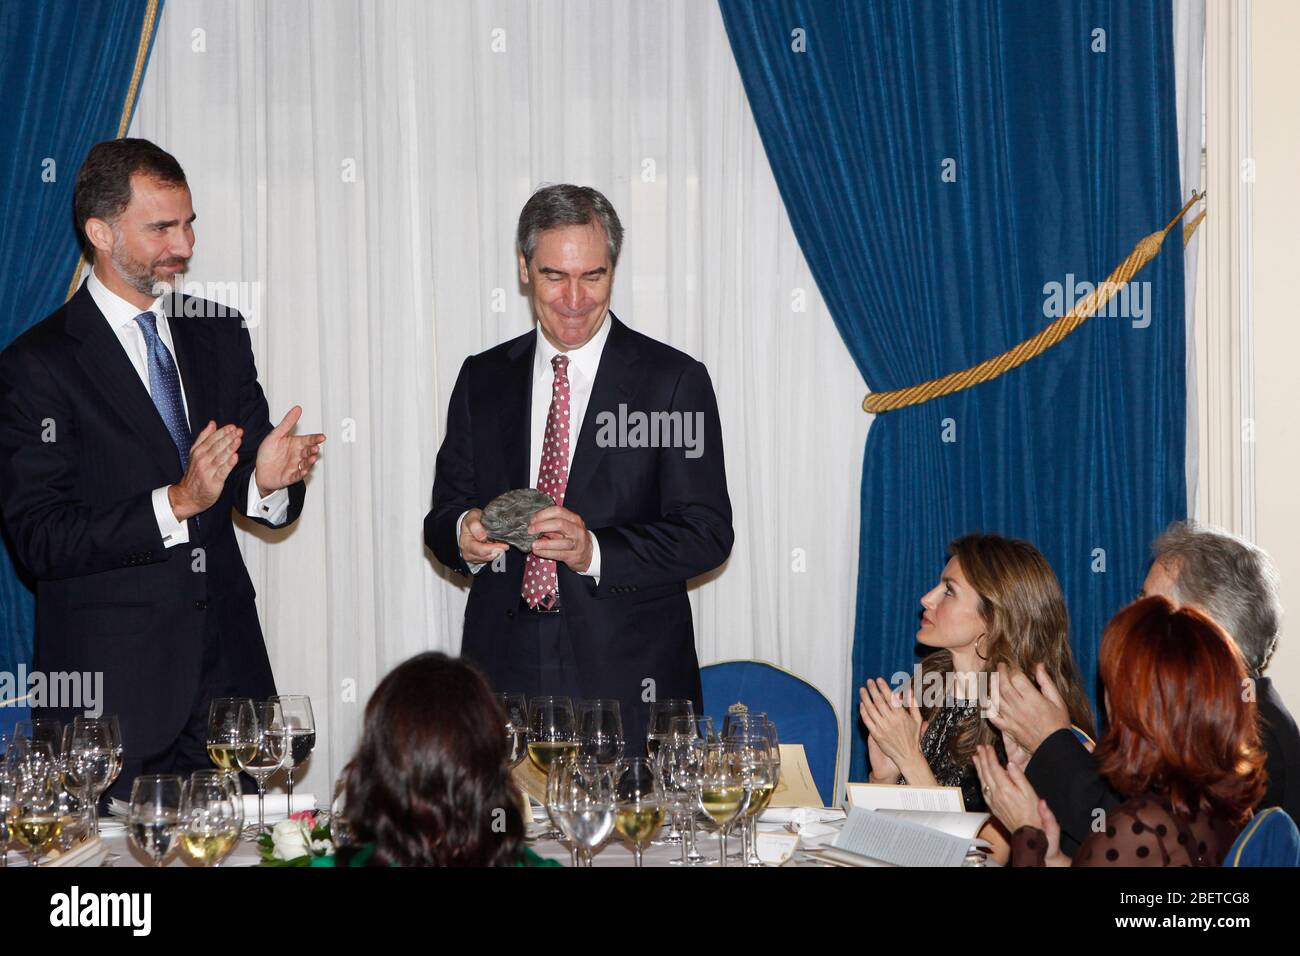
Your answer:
[974,596,1267,866]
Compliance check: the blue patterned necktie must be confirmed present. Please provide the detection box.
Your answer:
[133,311,191,469]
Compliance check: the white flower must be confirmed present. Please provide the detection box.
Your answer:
[310,838,335,856]
[270,818,312,860]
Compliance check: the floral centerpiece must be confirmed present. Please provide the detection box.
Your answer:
[256,810,335,866]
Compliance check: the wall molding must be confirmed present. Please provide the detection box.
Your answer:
[1198,0,1254,539]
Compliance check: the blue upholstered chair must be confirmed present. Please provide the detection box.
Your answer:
[699,660,841,806]
[1225,807,1300,867]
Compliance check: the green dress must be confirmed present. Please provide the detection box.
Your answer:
[309,844,561,867]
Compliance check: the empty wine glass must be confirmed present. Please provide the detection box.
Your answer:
[545,751,580,862]
[577,699,624,771]
[237,700,287,833]
[102,715,125,797]
[495,693,529,769]
[66,718,115,838]
[556,759,615,867]
[614,758,664,867]
[273,696,316,815]
[645,699,694,763]
[127,775,183,867]
[665,715,714,864]
[179,771,243,867]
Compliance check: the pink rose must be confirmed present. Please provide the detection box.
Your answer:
[290,809,317,827]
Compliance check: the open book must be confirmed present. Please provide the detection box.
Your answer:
[832,784,991,866]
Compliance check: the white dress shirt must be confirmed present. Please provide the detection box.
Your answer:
[458,315,612,582]
[86,269,290,547]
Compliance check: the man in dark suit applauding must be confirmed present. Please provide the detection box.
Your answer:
[426,185,733,751]
[0,139,324,797]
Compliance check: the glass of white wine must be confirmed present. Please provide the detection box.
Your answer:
[527,696,577,775]
[614,758,664,867]
[0,756,15,868]
[13,770,61,867]
[206,697,258,790]
[179,771,243,867]
[127,774,183,867]
[238,700,287,834]
[698,741,751,867]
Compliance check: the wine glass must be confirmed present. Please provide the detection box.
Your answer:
[237,700,287,833]
[663,715,714,863]
[15,719,63,762]
[698,741,751,867]
[66,718,116,839]
[495,693,529,769]
[102,715,125,797]
[179,770,243,867]
[555,758,615,866]
[127,775,183,867]
[273,695,316,815]
[545,751,580,862]
[0,756,15,868]
[645,699,694,763]
[577,699,624,771]
[206,697,257,788]
[729,730,776,866]
[720,709,768,740]
[614,758,664,867]
[12,768,61,867]
[51,771,83,851]
[646,700,694,844]
[527,696,577,775]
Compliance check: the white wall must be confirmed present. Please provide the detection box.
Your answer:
[1249,0,1300,712]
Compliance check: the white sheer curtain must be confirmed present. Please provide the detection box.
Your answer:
[1173,0,1205,514]
[129,0,869,800]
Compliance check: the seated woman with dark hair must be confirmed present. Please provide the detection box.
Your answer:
[314,652,559,867]
[974,596,1268,866]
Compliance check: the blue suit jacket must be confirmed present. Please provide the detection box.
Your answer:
[425,314,733,743]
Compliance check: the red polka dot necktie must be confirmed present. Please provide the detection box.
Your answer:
[522,354,571,609]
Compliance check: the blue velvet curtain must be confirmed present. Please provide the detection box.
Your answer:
[718,0,1186,781]
[0,0,164,735]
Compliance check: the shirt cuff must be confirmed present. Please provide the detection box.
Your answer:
[457,510,487,574]
[578,531,601,583]
[152,485,190,548]
[247,476,290,526]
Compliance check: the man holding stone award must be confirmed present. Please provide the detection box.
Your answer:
[425,185,733,752]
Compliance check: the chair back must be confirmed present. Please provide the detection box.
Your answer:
[700,660,841,806]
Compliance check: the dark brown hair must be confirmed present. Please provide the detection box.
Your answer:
[1095,597,1266,827]
[920,534,1096,766]
[342,652,525,866]
[72,138,187,261]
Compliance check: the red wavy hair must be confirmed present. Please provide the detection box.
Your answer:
[1094,597,1266,828]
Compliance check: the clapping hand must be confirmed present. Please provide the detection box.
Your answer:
[858,678,924,774]
[255,406,325,497]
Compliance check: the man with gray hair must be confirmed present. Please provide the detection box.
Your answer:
[990,521,1299,851]
[425,184,733,753]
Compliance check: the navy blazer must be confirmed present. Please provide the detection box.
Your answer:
[426,314,733,741]
[0,283,304,757]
